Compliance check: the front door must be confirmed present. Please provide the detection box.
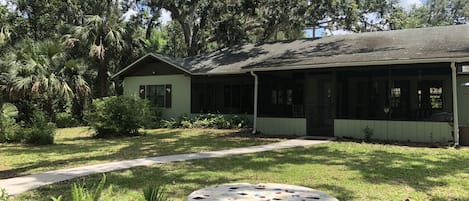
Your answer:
[305,73,335,136]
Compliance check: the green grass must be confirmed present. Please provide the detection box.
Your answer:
[0,127,279,179]
[14,142,469,201]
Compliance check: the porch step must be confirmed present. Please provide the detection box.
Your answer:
[299,136,336,141]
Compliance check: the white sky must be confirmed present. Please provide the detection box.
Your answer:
[123,8,171,24]
[399,0,424,10]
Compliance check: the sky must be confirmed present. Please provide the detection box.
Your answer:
[400,0,424,10]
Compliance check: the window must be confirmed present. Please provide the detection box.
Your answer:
[139,85,172,108]
[271,89,293,105]
[390,87,401,108]
[418,80,444,110]
[430,87,443,109]
[286,89,293,105]
[271,90,278,104]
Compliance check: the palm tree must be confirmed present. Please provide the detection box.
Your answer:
[61,59,92,119]
[66,3,126,97]
[0,39,91,119]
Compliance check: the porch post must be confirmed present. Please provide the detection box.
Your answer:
[251,71,259,134]
[451,62,460,146]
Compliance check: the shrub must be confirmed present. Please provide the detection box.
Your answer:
[55,112,79,128]
[229,115,250,128]
[0,103,21,143]
[146,108,163,129]
[86,96,152,138]
[23,110,56,145]
[160,114,250,129]
[363,126,374,142]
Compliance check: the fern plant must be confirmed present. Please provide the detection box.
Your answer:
[51,174,106,201]
[50,195,62,201]
[143,184,171,201]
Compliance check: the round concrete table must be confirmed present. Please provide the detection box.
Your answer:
[187,183,338,201]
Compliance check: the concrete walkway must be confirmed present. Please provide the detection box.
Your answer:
[0,139,331,196]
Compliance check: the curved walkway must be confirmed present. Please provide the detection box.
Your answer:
[0,139,332,196]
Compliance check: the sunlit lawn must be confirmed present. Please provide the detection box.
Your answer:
[0,127,280,179]
[15,142,469,201]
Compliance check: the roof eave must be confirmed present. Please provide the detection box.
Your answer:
[240,57,469,73]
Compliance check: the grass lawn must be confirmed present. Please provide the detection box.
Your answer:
[14,142,469,201]
[0,127,280,179]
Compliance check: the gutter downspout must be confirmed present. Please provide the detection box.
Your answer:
[451,62,460,146]
[251,71,259,134]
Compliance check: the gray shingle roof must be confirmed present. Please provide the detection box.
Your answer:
[184,25,469,74]
[114,25,469,78]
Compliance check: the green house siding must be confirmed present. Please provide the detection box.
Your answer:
[123,75,191,119]
[334,119,453,143]
[257,118,307,136]
[458,75,469,127]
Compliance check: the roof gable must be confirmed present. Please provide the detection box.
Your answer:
[112,53,191,79]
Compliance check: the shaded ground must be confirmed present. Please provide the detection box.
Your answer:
[0,127,280,179]
[15,142,469,201]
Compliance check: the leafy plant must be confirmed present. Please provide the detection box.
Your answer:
[0,188,9,201]
[229,115,250,128]
[23,109,56,145]
[55,112,79,128]
[363,126,374,142]
[70,174,106,201]
[50,195,62,201]
[0,103,20,143]
[146,108,163,129]
[86,96,152,138]
[143,184,171,201]
[160,119,178,129]
[160,114,250,129]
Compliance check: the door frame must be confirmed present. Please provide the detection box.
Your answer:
[305,72,336,136]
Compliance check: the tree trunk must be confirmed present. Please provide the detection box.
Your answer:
[45,99,55,122]
[178,21,197,56]
[95,61,109,98]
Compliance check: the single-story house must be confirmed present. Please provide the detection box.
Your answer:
[112,25,469,145]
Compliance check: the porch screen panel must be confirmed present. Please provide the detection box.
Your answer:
[336,65,451,122]
[191,76,254,114]
[258,72,305,118]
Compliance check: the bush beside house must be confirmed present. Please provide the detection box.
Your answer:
[160,114,249,129]
[86,96,153,138]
